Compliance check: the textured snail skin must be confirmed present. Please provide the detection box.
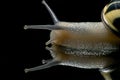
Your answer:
[24,0,120,80]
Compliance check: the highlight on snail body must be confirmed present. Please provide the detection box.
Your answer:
[24,0,120,80]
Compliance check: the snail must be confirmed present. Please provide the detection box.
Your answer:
[24,0,120,80]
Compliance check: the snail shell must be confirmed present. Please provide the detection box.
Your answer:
[102,0,120,36]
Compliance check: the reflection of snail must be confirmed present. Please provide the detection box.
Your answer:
[24,0,120,80]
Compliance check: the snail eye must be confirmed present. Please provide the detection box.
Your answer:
[102,1,120,36]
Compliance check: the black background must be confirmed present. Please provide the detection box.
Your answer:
[1,0,120,80]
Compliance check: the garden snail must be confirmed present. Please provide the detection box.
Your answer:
[24,0,120,80]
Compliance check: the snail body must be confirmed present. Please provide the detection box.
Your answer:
[24,0,120,80]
